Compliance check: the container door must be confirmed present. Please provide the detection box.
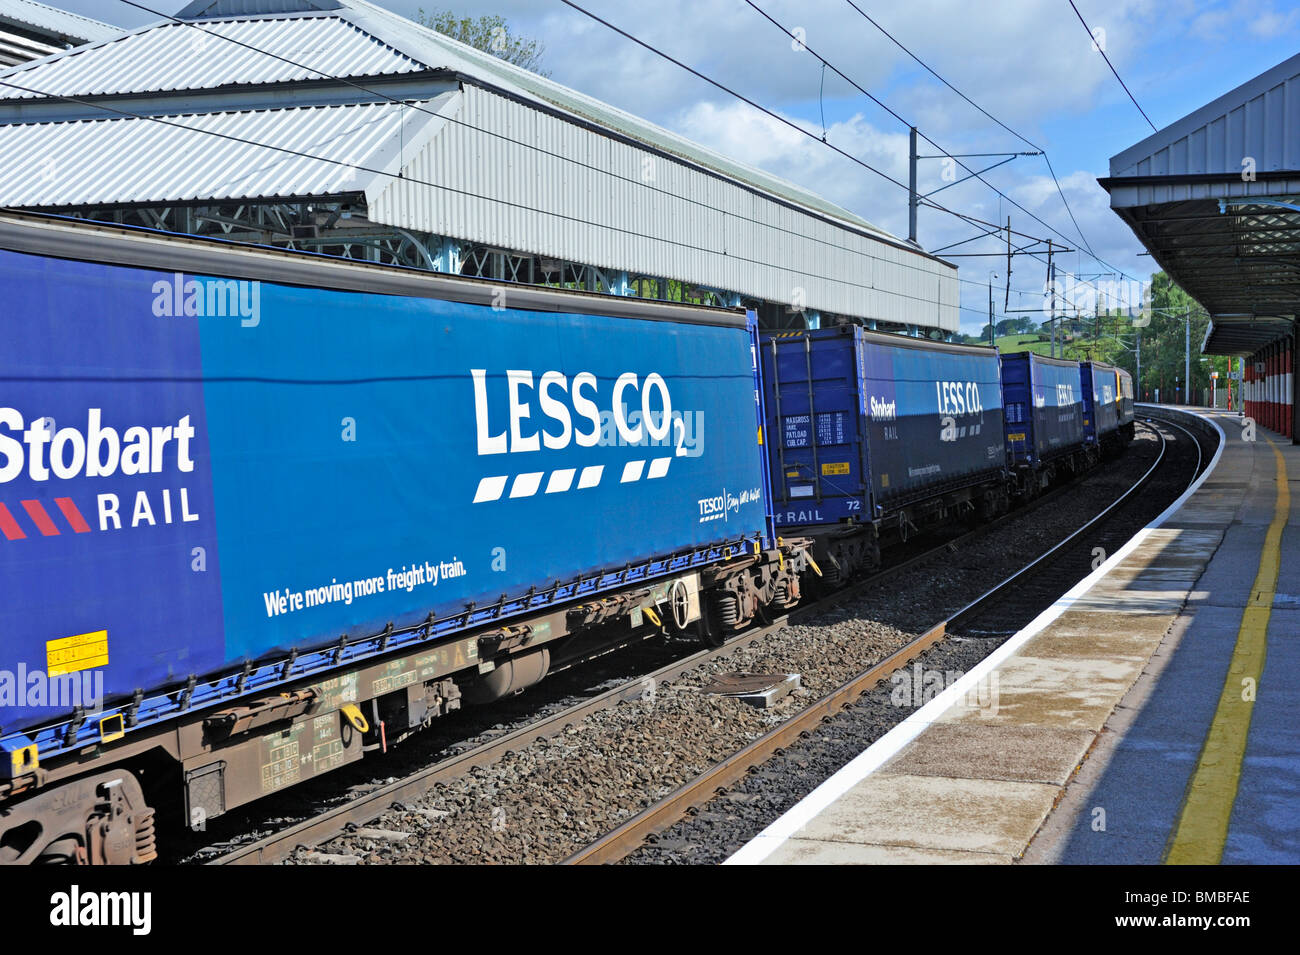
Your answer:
[761,331,867,528]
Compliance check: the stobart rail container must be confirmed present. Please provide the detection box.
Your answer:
[1082,361,1136,453]
[0,214,807,862]
[1082,361,1120,443]
[1000,351,1092,493]
[759,327,1006,580]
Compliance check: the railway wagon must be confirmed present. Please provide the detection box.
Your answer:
[1116,367,1136,440]
[1081,361,1135,455]
[0,213,806,863]
[1081,361,1120,445]
[760,327,1007,582]
[1000,351,1093,496]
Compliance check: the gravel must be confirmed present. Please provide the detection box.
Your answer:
[263,422,1200,866]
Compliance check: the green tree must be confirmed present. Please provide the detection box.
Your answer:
[1090,272,1230,404]
[418,8,550,76]
[1138,273,1207,403]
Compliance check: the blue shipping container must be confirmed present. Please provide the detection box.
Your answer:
[761,327,1005,527]
[0,244,771,738]
[1000,352,1086,466]
[1081,361,1121,441]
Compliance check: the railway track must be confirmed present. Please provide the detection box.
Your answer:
[566,413,1209,865]
[209,418,1189,865]
[209,480,1075,865]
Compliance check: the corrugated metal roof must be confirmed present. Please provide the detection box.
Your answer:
[0,98,436,206]
[0,15,419,99]
[0,0,122,44]
[0,25,59,68]
[1102,53,1300,345]
[340,0,892,241]
[0,0,892,242]
[179,0,343,16]
[371,84,956,329]
[1108,52,1300,200]
[0,0,958,330]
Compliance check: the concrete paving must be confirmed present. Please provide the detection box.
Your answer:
[732,409,1299,865]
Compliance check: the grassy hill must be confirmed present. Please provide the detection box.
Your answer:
[991,333,1047,352]
[963,332,1129,365]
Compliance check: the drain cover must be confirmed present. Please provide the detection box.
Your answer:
[701,672,801,708]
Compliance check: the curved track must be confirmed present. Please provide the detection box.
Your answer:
[211,419,1193,865]
[567,414,1210,864]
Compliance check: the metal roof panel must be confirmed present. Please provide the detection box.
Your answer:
[1110,52,1300,178]
[0,99,430,205]
[0,14,418,99]
[0,0,122,44]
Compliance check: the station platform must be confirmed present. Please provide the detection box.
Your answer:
[728,408,1298,865]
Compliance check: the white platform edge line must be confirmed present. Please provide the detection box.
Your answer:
[725,409,1227,865]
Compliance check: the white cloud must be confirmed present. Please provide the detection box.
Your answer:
[1248,4,1300,38]
[1190,0,1300,40]
[674,100,910,222]
[670,98,1150,334]
[379,0,1165,139]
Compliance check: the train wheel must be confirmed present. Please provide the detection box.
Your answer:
[0,770,157,865]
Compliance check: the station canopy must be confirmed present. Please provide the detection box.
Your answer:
[0,0,958,333]
[1100,53,1300,356]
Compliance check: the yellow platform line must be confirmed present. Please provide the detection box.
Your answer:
[1165,436,1288,865]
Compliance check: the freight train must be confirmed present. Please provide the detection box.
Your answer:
[0,213,1131,864]
[761,328,1134,584]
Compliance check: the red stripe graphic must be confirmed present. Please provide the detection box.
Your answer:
[55,497,92,533]
[0,503,25,540]
[21,500,59,536]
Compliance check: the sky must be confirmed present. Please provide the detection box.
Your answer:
[52,0,1300,334]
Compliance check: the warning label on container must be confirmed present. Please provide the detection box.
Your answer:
[46,630,108,676]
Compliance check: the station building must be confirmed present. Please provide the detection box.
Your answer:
[0,0,958,335]
[1102,52,1300,440]
[0,0,119,67]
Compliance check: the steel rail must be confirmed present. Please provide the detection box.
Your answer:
[212,423,1172,866]
[562,420,1194,864]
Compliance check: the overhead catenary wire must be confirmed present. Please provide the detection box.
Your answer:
[839,0,1098,259]
[555,0,1135,313]
[1066,0,1158,133]
[2,1,1110,322]
[737,0,1141,308]
[100,0,1026,303]
[2,75,1043,321]
[105,0,1084,309]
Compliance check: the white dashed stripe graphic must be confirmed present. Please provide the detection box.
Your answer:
[473,458,672,502]
[509,472,543,498]
[546,469,575,493]
[473,475,508,503]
